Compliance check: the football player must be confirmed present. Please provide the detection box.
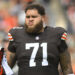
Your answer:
[7,4,74,75]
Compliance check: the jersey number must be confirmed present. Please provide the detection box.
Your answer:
[25,43,48,67]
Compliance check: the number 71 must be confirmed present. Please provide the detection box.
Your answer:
[25,43,48,67]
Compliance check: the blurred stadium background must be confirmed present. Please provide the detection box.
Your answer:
[0,0,75,75]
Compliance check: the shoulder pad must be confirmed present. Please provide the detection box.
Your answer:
[55,27,67,32]
[12,27,23,29]
[55,27,67,40]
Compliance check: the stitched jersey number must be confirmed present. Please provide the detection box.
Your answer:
[25,43,48,67]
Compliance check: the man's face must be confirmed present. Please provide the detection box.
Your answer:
[25,9,43,33]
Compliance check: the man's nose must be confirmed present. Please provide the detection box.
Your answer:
[29,17,34,21]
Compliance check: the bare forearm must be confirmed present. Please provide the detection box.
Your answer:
[59,50,73,75]
[6,50,16,68]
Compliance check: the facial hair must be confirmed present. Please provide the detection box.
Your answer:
[25,20,43,34]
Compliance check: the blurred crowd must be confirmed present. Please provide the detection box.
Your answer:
[0,0,75,74]
[0,0,35,33]
[61,0,75,33]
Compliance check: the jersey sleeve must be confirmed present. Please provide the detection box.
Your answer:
[8,29,16,53]
[56,27,68,53]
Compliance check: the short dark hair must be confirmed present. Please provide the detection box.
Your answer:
[25,4,45,16]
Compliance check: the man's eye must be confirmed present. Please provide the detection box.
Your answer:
[32,16,37,18]
[26,16,30,18]
[26,16,38,18]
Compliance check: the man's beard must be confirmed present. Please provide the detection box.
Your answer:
[25,21,43,34]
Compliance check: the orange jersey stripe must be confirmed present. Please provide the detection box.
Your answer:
[61,36,67,40]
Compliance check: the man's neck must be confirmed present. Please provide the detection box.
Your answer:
[39,27,44,33]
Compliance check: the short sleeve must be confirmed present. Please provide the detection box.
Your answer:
[8,29,16,53]
[56,27,68,53]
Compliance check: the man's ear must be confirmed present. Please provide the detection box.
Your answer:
[42,15,46,22]
[42,15,48,25]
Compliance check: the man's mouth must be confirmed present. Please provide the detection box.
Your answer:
[28,22,33,26]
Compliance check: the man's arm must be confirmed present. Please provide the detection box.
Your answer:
[59,50,73,75]
[6,50,16,68]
